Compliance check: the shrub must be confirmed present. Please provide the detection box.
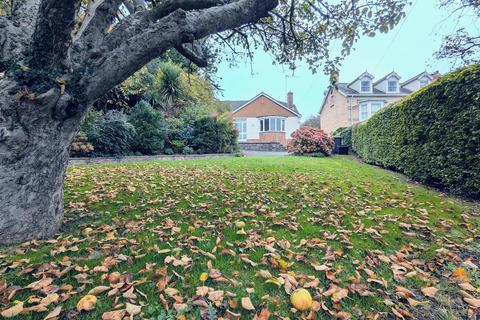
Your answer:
[350,64,480,199]
[70,132,94,157]
[287,126,335,156]
[164,148,174,155]
[332,126,353,146]
[89,111,136,157]
[189,117,238,154]
[80,109,102,137]
[129,101,166,155]
[182,146,194,155]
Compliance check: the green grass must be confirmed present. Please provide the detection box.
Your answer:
[1,156,479,319]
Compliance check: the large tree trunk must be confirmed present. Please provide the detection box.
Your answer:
[0,80,82,245]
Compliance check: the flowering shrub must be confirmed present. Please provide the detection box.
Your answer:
[287,126,334,156]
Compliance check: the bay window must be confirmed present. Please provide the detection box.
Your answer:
[359,101,384,121]
[260,117,286,132]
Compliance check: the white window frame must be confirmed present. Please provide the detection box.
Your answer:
[259,117,286,133]
[419,79,429,88]
[234,119,247,141]
[359,101,384,121]
[360,80,371,93]
[387,80,398,93]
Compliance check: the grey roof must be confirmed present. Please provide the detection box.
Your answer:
[225,94,300,115]
[373,71,401,86]
[336,83,412,96]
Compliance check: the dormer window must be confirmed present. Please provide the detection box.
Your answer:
[420,79,429,88]
[387,80,398,92]
[361,80,371,92]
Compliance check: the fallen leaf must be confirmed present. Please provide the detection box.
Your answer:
[44,306,62,320]
[1,302,24,318]
[102,309,126,320]
[420,286,438,298]
[241,297,255,311]
[76,294,97,312]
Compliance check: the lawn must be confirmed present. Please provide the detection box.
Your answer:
[1,156,479,320]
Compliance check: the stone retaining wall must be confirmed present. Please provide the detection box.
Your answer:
[69,154,235,165]
[239,142,286,152]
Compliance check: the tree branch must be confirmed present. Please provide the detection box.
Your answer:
[79,0,278,103]
[175,43,209,67]
[30,0,80,70]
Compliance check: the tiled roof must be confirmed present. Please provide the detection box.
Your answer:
[224,95,300,115]
[336,83,412,96]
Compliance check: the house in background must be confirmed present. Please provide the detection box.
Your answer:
[319,71,440,133]
[226,92,301,148]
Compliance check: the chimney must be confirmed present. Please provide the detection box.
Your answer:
[432,71,441,80]
[287,91,294,108]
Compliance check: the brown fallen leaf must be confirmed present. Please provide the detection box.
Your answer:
[1,302,24,318]
[44,306,62,320]
[88,286,110,295]
[464,297,480,308]
[126,303,141,316]
[40,293,59,307]
[407,297,425,307]
[458,282,476,292]
[253,308,270,320]
[420,286,438,298]
[102,309,126,320]
[241,297,255,311]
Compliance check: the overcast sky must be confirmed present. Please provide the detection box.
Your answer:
[215,0,479,119]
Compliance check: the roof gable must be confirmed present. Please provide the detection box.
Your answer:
[348,71,374,87]
[227,92,300,116]
[373,71,401,85]
[401,71,433,86]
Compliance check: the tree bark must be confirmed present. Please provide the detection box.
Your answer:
[0,79,83,245]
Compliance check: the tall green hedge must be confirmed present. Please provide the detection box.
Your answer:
[351,64,480,199]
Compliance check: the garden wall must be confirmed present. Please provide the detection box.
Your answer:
[350,64,480,199]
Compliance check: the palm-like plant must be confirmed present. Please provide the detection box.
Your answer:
[156,63,184,116]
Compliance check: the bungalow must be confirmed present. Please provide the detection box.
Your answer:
[225,92,301,148]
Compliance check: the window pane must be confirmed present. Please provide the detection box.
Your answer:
[371,103,382,114]
[264,118,269,131]
[388,81,397,92]
[276,118,281,131]
[282,119,285,131]
[360,103,368,120]
[361,81,370,92]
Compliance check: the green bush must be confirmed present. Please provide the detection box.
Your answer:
[89,111,136,157]
[189,117,238,154]
[129,101,166,155]
[350,64,480,199]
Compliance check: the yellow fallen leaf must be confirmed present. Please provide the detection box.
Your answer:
[452,267,469,283]
[76,294,97,312]
[1,302,24,318]
[241,297,255,311]
[199,272,208,282]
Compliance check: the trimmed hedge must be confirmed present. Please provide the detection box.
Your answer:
[351,64,480,199]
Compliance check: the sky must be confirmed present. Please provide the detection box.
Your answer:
[215,0,479,119]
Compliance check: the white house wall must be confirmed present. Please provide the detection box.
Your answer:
[285,117,301,138]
